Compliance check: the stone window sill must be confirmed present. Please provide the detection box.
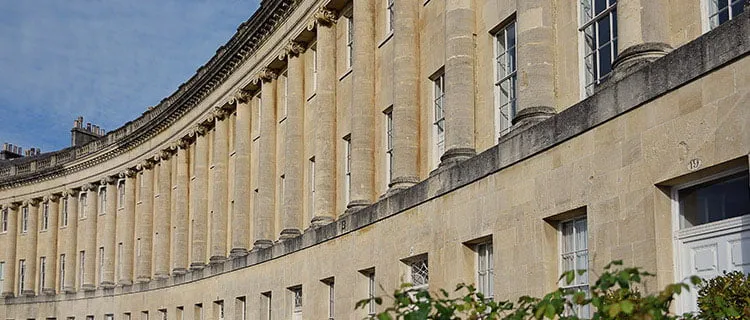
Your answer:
[378,31,394,48]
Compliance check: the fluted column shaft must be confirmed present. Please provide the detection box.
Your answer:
[282,47,306,235]
[22,202,39,295]
[191,130,209,268]
[232,93,252,254]
[60,193,78,292]
[513,0,556,127]
[42,196,59,295]
[101,181,117,287]
[255,74,277,249]
[211,112,229,262]
[1,205,18,297]
[442,0,477,165]
[155,155,172,277]
[313,20,338,225]
[136,165,154,282]
[391,0,420,191]
[349,0,377,211]
[613,0,671,76]
[118,173,136,285]
[173,144,190,273]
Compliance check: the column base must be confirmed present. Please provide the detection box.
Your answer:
[386,176,420,196]
[100,281,116,289]
[229,248,249,257]
[279,229,301,240]
[62,286,76,294]
[611,42,672,82]
[42,288,56,296]
[81,284,96,292]
[118,279,133,286]
[172,267,188,275]
[253,239,274,250]
[153,273,170,280]
[21,290,35,297]
[345,200,370,215]
[510,106,557,133]
[190,262,206,271]
[439,147,476,167]
[1,291,13,298]
[311,216,334,228]
[209,256,227,265]
[135,276,151,284]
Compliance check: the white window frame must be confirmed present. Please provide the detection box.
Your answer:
[703,0,746,31]
[99,186,107,215]
[39,256,46,292]
[79,250,85,289]
[408,255,429,290]
[79,192,88,219]
[432,74,445,169]
[0,261,5,290]
[282,71,289,119]
[59,254,66,291]
[494,21,517,139]
[578,0,618,97]
[261,292,272,320]
[99,246,105,283]
[386,0,395,34]
[559,216,590,318]
[365,270,376,315]
[118,179,126,209]
[18,259,26,293]
[384,108,394,185]
[325,279,335,320]
[61,197,69,227]
[344,135,352,205]
[1,208,7,232]
[309,157,316,215]
[346,8,354,69]
[476,242,494,299]
[312,44,319,92]
[42,202,49,231]
[290,286,303,317]
[118,242,124,280]
[21,206,28,233]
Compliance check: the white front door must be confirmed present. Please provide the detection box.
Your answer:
[677,216,750,313]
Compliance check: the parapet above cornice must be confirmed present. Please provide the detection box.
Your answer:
[0,0,296,189]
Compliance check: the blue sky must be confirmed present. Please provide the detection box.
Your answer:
[0,0,259,152]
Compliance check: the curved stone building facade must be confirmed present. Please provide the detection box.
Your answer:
[1,0,749,318]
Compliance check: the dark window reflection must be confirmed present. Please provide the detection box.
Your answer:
[680,171,750,228]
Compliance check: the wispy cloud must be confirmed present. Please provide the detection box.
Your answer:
[0,0,259,152]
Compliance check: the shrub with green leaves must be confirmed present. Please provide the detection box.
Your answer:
[356,260,705,320]
[696,271,750,320]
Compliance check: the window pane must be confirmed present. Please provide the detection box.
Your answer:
[679,172,750,228]
[594,0,608,14]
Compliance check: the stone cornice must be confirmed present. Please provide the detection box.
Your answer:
[0,0,296,189]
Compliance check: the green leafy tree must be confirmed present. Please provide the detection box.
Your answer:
[695,271,750,319]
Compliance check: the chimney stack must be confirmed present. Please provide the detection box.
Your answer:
[70,116,105,147]
[0,142,40,160]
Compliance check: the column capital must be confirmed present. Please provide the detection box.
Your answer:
[188,124,207,138]
[100,176,117,186]
[282,41,307,59]
[313,7,337,26]
[22,198,40,207]
[212,105,230,120]
[256,68,279,83]
[61,188,79,198]
[43,194,60,202]
[230,89,252,105]
[119,169,136,179]
[2,202,19,210]
[81,182,98,192]
[136,160,155,171]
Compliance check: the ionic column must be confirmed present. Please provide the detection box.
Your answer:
[1,203,18,297]
[231,90,252,255]
[513,1,556,128]
[348,1,377,212]
[312,12,339,225]
[190,126,209,269]
[281,41,307,236]
[154,151,172,278]
[612,0,671,78]
[135,161,154,283]
[441,0,477,166]
[117,170,136,285]
[101,177,117,288]
[172,139,190,273]
[254,69,278,249]
[78,183,98,291]
[41,194,59,295]
[390,0,420,192]
[20,199,40,296]
[59,189,78,292]
[210,107,230,263]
